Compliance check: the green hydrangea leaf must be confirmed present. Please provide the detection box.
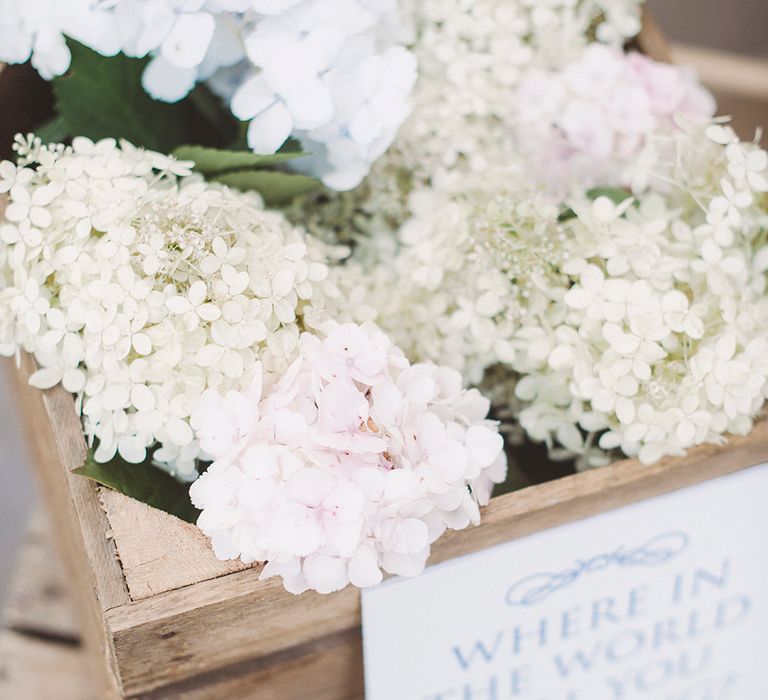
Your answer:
[51,41,191,151]
[35,115,70,144]
[48,41,237,152]
[73,448,200,524]
[215,169,320,205]
[173,145,307,174]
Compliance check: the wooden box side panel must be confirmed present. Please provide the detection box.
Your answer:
[104,419,768,695]
[107,571,361,695]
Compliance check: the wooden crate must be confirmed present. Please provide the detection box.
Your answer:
[7,14,768,700]
[9,347,768,698]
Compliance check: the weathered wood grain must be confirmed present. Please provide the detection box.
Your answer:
[99,418,768,695]
[107,571,360,694]
[141,628,364,700]
[100,488,253,600]
[9,355,130,610]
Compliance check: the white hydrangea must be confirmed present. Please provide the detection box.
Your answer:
[340,122,768,468]
[389,0,645,191]
[324,187,527,385]
[0,0,416,191]
[228,1,417,190]
[0,0,122,79]
[513,45,715,195]
[189,321,506,594]
[0,135,338,479]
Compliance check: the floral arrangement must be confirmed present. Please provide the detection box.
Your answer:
[1,0,767,595]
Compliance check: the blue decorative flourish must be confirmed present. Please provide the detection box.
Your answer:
[505,531,689,606]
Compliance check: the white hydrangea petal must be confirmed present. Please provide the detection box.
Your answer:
[142,55,198,103]
[231,74,277,121]
[348,546,383,588]
[302,554,349,594]
[282,79,335,131]
[161,13,216,69]
[247,101,293,154]
[465,425,504,470]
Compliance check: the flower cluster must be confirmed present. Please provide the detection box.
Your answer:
[189,321,506,594]
[514,45,715,195]
[390,0,645,191]
[0,135,336,479]
[0,0,416,190]
[337,122,768,468]
[292,0,670,276]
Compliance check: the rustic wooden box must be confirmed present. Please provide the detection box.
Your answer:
[7,15,768,700]
[10,347,768,699]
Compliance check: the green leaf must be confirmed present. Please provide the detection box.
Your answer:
[74,448,200,524]
[215,170,320,205]
[558,207,577,222]
[51,41,192,151]
[586,186,633,204]
[173,145,307,175]
[35,115,70,144]
[46,42,236,152]
[186,86,238,145]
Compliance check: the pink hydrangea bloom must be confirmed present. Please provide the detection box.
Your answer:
[514,45,716,195]
[189,322,507,594]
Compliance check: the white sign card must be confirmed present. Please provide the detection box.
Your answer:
[362,463,768,700]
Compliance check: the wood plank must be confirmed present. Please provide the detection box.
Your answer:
[103,419,768,696]
[0,630,101,700]
[10,355,130,611]
[137,629,363,700]
[673,44,768,101]
[108,572,360,695]
[637,10,674,63]
[100,489,253,600]
[2,508,80,640]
